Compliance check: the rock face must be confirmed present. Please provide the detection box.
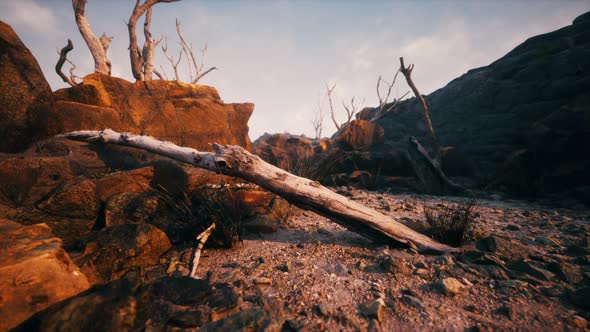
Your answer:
[74,223,172,285]
[0,21,254,153]
[0,20,54,152]
[0,218,89,331]
[15,276,284,331]
[359,12,590,197]
[51,73,254,151]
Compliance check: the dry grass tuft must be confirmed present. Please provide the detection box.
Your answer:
[423,197,479,246]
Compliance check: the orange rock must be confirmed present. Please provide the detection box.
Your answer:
[53,73,254,151]
[0,218,89,330]
[336,119,384,150]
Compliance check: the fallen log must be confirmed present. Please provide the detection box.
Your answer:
[61,129,457,253]
[407,136,468,196]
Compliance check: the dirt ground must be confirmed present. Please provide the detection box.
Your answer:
[195,191,590,331]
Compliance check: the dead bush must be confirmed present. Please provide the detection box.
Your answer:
[423,197,478,246]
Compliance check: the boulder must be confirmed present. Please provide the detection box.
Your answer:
[0,218,89,331]
[15,276,283,331]
[335,119,384,151]
[0,21,54,152]
[74,223,172,285]
[357,12,590,196]
[52,74,254,151]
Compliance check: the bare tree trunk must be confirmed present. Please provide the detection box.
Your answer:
[142,7,155,80]
[72,0,112,75]
[399,57,440,164]
[61,129,457,254]
[55,39,77,87]
[128,0,179,81]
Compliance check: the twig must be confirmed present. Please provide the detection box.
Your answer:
[190,223,216,279]
[55,39,78,87]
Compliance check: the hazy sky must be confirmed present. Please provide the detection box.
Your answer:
[1,0,588,139]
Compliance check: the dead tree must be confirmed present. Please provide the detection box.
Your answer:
[176,19,218,84]
[161,37,183,82]
[55,39,78,87]
[325,84,361,132]
[61,129,457,254]
[311,90,325,139]
[128,0,179,81]
[372,69,410,120]
[72,0,113,75]
[399,57,440,164]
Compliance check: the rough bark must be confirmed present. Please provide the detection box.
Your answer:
[72,0,111,75]
[128,0,179,81]
[61,129,457,254]
[55,39,77,87]
[399,57,440,163]
[142,7,158,80]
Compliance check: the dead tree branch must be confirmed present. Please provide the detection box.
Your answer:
[175,19,218,84]
[399,57,440,163]
[372,69,410,120]
[61,129,457,254]
[326,83,340,131]
[311,91,324,139]
[55,39,78,87]
[128,0,179,81]
[342,97,363,124]
[161,38,183,81]
[190,223,216,279]
[72,0,112,75]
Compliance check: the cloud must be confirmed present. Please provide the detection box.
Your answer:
[0,0,58,33]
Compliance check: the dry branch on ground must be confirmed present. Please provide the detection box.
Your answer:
[61,129,457,253]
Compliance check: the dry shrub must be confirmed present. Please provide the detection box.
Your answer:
[191,180,245,248]
[268,196,296,227]
[423,197,478,246]
[278,153,337,182]
[149,174,244,248]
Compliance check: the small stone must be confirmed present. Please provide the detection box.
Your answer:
[317,228,332,236]
[508,259,555,281]
[316,301,332,317]
[356,261,367,271]
[414,268,430,276]
[379,255,410,274]
[401,295,423,309]
[253,277,272,285]
[435,277,464,295]
[435,255,454,265]
[358,298,385,321]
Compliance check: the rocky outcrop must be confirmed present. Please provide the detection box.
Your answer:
[335,120,384,151]
[74,223,171,285]
[356,12,590,197]
[15,275,284,331]
[0,21,254,153]
[0,218,89,331]
[51,74,254,151]
[0,21,54,152]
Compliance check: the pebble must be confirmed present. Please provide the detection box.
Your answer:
[435,278,465,295]
[358,298,385,321]
[253,277,272,285]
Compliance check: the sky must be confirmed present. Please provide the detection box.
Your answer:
[1,0,588,140]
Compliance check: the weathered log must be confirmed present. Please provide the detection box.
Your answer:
[407,136,467,195]
[61,129,457,253]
